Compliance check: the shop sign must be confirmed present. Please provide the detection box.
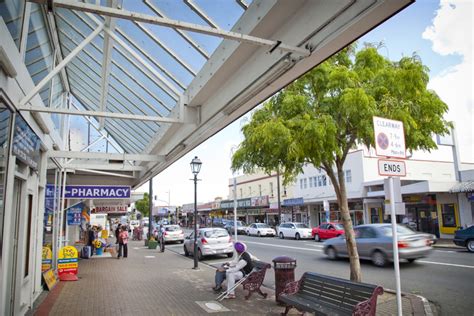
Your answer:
[42,247,52,272]
[67,203,83,225]
[373,116,406,158]
[468,193,474,201]
[220,198,252,209]
[251,195,269,207]
[58,246,78,278]
[95,205,128,213]
[46,184,131,199]
[12,115,41,170]
[283,197,304,207]
[42,269,58,291]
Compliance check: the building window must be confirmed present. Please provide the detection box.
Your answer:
[345,170,352,183]
[300,179,303,189]
[258,184,262,196]
[309,177,313,188]
[240,188,243,198]
[248,186,252,196]
[303,178,307,189]
[328,176,332,185]
[270,182,274,196]
[317,176,322,187]
[322,175,327,186]
[441,204,456,227]
[283,186,287,196]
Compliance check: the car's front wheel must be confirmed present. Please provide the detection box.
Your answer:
[279,232,284,239]
[197,249,203,261]
[183,245,189,257]
[314,234,320,242]
[326,247,338,260]
[257,231,261,237]
[467,240,474,253]
[371,250,387,267]
[295,233,301,240]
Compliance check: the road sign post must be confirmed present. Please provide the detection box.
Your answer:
[373,116,407,316]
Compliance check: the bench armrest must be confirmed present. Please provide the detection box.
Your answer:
[281,279,303,297]
[353,286,383,316]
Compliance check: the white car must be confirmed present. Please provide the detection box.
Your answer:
[278,222,312,240]
[247,223,276,237]
[162,225,185,243]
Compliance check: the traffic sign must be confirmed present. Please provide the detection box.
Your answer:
[378,159,406,177]
[373,116,406,158]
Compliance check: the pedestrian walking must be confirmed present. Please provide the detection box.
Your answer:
[87,225,96,256]
[115,224,121,244]
[117,225,129,259]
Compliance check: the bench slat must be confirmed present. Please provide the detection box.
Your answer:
[304,278,375,297]
[281,294,353,316]
[304,272,377,293]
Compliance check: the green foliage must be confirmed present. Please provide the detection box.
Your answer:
[232,46,452,184]
[135,193,150,217]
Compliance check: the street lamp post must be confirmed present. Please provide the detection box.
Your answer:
[190,156,202,269]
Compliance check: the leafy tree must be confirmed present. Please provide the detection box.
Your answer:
[135,192,150,217]
[232,45,451,281]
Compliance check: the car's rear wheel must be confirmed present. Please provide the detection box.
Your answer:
[183,245,189,257]
[279,232,284,239]
[197,249,203,261]
[295,233,301,240]
[247,231,250,236]
[372,250,387,267]
[326,247,338,260]
[407,258,416,263]
[257,231,261,237]
[314,234,320,242]
[467,240,474,253]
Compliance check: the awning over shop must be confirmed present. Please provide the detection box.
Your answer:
[450,181,474,193]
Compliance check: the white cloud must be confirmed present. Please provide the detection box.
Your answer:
[423,0,474,163]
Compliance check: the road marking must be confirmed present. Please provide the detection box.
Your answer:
[304,243,324,248]
[144,255,155,258]
[418,260,474,269]
[433,250,455,253]
[245,241,322,252]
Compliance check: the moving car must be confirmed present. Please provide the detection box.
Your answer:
[212,218,230,228]
[183,228,234,260]
[247,223,276,237]
[453,225,474,252]
[224,220,247,235]
[278,222,312,240]
[323,224,433,267]
[312,222,345,242]
[162,225,185,243]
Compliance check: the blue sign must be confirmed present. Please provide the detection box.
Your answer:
[12,115,41,170]
[67,203,83,225]
[283,197,304,206]
[46,184,131,199]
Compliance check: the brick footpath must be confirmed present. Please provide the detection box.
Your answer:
[32,240,430,316]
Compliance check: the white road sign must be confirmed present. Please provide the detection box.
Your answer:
[373,116,406,158]
[378,159,406,177]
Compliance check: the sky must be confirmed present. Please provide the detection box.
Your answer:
[136,0,473,207]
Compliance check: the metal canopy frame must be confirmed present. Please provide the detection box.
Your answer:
[13,0,413,184]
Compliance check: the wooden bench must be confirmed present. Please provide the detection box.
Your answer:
[241,260,271,300]
[279,272,383,316]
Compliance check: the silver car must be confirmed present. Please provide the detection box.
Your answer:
[183,228,234,260]
[323,224,433,267]
[162,225,185,243]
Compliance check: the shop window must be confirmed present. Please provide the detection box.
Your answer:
[24,194,33,277]
[345,170,352,183]
[441,204,456,227]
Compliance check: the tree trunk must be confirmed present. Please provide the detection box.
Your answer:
[337,167,362,282]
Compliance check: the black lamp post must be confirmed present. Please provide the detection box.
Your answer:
[190,156,202,269]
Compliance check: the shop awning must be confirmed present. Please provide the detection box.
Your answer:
[450,181,474,193]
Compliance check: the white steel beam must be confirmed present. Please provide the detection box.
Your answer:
[143,0,209,60]
[19,23,104,106]
[60,163,144,171]
[134,22,197,76]
[183,0,219,29]
[49,151,165,162]
[236,0,249,10]
[99,0,118,129]
[18,105,182,123]
[82,11,182,99]
[49,0,310,56]
[19,2,32,60]
[75,168,136,179]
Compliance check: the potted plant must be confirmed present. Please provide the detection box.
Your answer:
[148,236,158,249]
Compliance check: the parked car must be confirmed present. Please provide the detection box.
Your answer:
[247,223,276,237]
[323,224,433,267]
[162,225,185,243]
[312,222,345,242]
[183,228,234,260]
[224,220,247,235]
[278,222,312,240]
[212,218,230,228]
[453,225,474,252]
